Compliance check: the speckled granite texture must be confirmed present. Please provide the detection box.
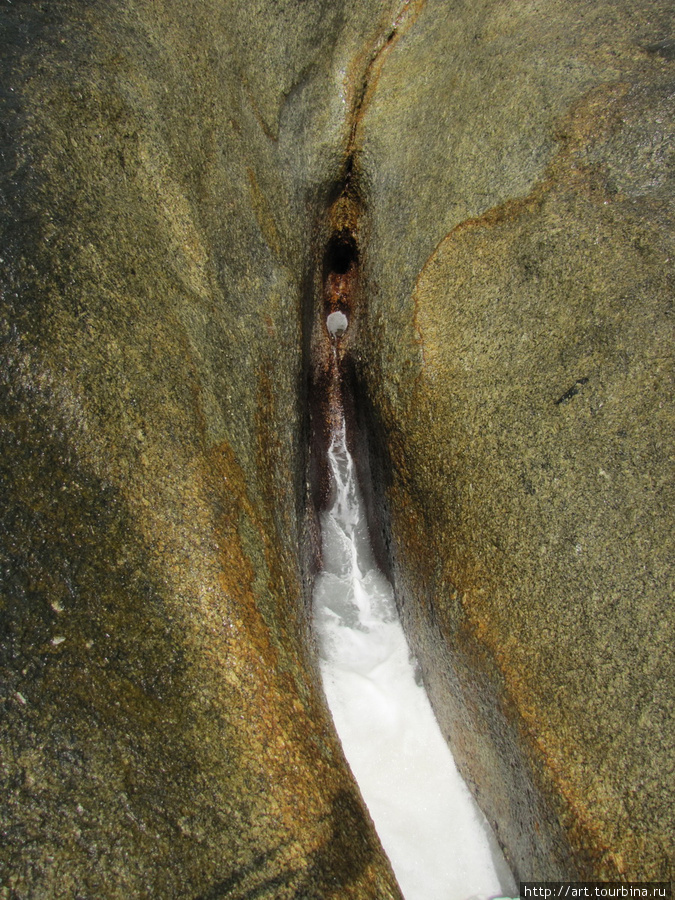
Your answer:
[354,0,674,880]
[1,0,673,893]
[0,1,405,896]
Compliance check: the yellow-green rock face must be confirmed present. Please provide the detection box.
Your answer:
[1,0,673,891]
[356,0,674,881]
[0,1,404,896]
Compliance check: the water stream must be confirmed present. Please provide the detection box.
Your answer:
[312,411,516,900]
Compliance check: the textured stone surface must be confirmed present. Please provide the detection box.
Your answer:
[0,1,405,896]
[4,0,674,889]
[356,0,674,880]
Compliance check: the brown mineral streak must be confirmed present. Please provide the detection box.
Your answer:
[204,440,351,840]
[347,0,427,154]
[208,438,284,654]
[0,2,414,893]
[135,436,341,850]
[413,82,631,288]
[412,80,633,348]
[254,364,301,599]
[392,486,621,875]
[396,466,627,875]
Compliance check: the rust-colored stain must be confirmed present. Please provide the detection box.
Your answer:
[383,196,665,875]
[308,184,365,517]
[254,360,304,607]
[202,437,403,894]
[324,265,358,316]
[414,80,633,305]
[203,438,360,856]
[387,432,638,877]
[346,0,428,154]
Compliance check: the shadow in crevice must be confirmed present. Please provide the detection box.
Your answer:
[304,161,394,587]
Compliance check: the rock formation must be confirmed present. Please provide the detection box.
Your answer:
[354,0,674,881]
[0,1,405,896]
[0,0,673,895]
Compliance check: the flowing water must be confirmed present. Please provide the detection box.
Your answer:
[312,419,516,900]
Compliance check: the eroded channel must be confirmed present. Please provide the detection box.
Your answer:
[307,179,516,899]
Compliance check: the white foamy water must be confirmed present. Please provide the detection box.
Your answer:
[313,420,516,900]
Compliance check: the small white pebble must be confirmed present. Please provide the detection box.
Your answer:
[51,636,66,646]
[326,311,348,337]
[15,692,27,705]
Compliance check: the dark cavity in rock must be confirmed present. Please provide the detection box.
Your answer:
[305,164,393,590]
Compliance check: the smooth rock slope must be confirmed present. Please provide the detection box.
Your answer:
[0,1,406,896]
[355,0,674,880]
[1,0,673,892]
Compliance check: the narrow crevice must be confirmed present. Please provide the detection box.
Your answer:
[304,161,393,584]
[305,168,361,499]
[302,0,427,579]
[305,160,514,900]
[344,0,427,155]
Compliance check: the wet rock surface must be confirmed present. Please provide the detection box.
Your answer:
[355,0,674,881]
[0,1,405,897]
